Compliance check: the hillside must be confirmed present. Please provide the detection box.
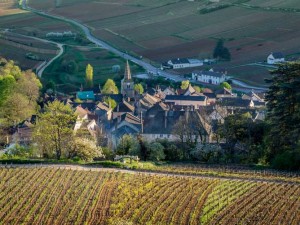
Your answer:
[0,166,299,224]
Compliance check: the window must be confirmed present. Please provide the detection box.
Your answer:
[160,134,163,138]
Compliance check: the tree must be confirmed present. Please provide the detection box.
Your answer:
[117,134,139,155]
[2,93,36,124]
[147,142,165,161]
[265,62,300,169]
[213,39,231,61]
[33,100,76,160]
[181,80,189,90]
[220,82,232,90]
[70,138,103,162]
[104,97,117,109]
[134,83,144,94]
[85,64,94,88]
[102,79,119,94]
[193,85,201,93]
[18,70,42,104]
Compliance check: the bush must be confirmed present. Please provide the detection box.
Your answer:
[272,150,300,170]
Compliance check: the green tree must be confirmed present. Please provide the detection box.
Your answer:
[33,100,76,160]
[147,142,165,161]
[104,97,117,109]
[265,62,300,169]
[70,138,103,162]
[134,83,144,94]
[213,39,231,61]
[181,80,190,90]
[193,85,201,93]
[117,135,139,155]
[85,64,94,88]
[102,79,119,94]
[220,82,232,90]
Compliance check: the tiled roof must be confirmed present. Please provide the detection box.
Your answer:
[165,95,206,102]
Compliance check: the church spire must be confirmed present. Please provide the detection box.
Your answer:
[124,60,132,81]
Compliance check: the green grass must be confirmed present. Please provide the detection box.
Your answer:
[42,45,145,94]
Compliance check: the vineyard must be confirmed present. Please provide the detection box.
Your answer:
[0,167,299,225]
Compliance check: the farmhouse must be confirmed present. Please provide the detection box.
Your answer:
[267,52,285,65]
[192,70,226,85]
[165,58,203,69]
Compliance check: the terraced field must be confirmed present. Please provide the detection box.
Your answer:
[0,167,299,225]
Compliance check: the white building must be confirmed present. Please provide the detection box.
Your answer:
[267,52,285,65]
[166,58,203,69]
[192,70,226,85]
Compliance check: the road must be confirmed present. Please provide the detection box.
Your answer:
[4,30,64,78]
[21,0,183,82]
[21,0,267,92]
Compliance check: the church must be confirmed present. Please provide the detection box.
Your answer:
[121,60,135,98]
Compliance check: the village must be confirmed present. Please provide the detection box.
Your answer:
[13,60,267,156]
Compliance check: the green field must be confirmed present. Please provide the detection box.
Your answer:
[0,166,299,225]
[42,45,144,93]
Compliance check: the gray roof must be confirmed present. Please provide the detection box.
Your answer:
[171,58,189,64]
[165,95,206,102]
[193,70,225,78]
[219,98,252,108]
[271,52,284,59]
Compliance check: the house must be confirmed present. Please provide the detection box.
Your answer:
[112,100,135,119]
[167,58,190,69]
[215,87,237,99]
[164,95,207,109]
[218,98,254,110]
[166,58,203,69]
[139,93,161,110]
[121,61,135,98]
[142,107,212,143]
[76,91,95,101]
[109,113,142,148]
[192,70,227,85]
[267,52,285,65]
[242,91,265,102]
[95,102,112,121]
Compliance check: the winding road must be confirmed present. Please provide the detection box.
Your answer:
[21,0,267,92]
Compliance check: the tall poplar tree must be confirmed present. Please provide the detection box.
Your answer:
[85,64,94,88]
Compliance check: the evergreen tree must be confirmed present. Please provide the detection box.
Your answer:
[85,64,94,88]
[265,62,300,168]
[213,39,231,61]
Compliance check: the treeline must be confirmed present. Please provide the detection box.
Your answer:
[0,58,41,143]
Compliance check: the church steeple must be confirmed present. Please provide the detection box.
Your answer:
[124,60,132,81]
[121,61,135,99]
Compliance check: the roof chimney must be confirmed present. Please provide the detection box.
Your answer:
[164,110,168,129]
[140,111,143,133]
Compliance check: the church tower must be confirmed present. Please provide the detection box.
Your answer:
[121,61,135,98]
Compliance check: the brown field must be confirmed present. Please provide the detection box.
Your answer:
[25,0,300,85]
[0,44,55,70]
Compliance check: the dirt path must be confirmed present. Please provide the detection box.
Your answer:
[1,163,299,185]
